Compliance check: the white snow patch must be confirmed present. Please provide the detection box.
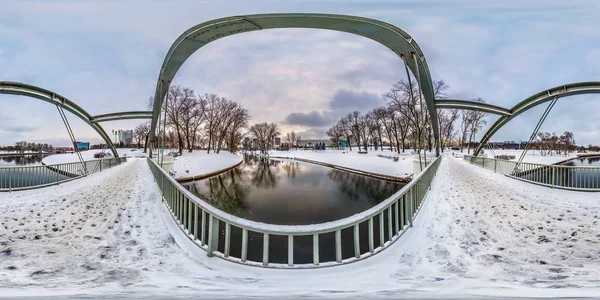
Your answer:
[170,150,242,179]
[268,149,416,178]
[42,149,146,165]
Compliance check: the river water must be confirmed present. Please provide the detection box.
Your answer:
[182,154,406,264]
[0,154,69,190]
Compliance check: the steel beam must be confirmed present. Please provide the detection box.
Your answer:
[474,82,600,155]
[0,81,119,157]
[91,111,153,123]
[149,13,442,157]
[436,99,512,116]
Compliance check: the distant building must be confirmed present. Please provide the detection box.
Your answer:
[274,137,281,148]
[298,139,331,148]
[75,142,90,150]
[118,130,134,145]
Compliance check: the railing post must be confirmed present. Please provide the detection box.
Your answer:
[193,205,199,241]
[288,235,294,266]
[368,217,374,253]
[241,229,248,262]
[409,189,414,227]
[335,229,342,263]
[207,215,219,257]
[263,233,269,266]
[8,168,11,192]
[313,234,319,266]
[224,223,230,257]
[353,224,360,258]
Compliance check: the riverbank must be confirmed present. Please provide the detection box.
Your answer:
[473,149,599,165]
[267,149,416,179]
[171,150,242,180]
[41,148,146,165]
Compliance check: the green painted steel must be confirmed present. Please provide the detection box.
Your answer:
[0,81,119,157]
[473,82,600,155]
[464,154,600,191]
[91,111,153,123]
[149,13,441,157]
[435,99,512,116]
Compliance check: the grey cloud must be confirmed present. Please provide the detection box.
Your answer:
[0,125,37,133]
[284,111,335,127]
[283,89,387,135]
[295,128,328,140]
[330,89,385,112]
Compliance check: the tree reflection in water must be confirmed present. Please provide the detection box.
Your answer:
[327,170,402,203]
[188,167,250,216]
[184,154,405,224]
[0,155,46,166]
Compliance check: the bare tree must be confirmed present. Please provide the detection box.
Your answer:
[326,124,345,149]
[134,122,151,152]
[248,122,279,155]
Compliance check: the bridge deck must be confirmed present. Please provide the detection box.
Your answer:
[2,156,600,298]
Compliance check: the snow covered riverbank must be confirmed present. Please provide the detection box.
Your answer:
[3,155,600,298]
[468,149,599,165]
[267,149,417,178]
[170,150,242,179]
[41,149,146,165]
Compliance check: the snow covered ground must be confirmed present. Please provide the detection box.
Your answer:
[468,149,598,165]
[3,154,600,298]
[41,149,146,165]
[171,150,242,179]
[268,149,423,178]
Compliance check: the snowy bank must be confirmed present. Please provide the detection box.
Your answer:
[171,150,242,180]
[42,148,146,165]
[267,149,416,178]
[471,149,599,165]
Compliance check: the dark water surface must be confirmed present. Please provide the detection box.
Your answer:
[0,154,69,189]
[0,154,46,166]
[182,154,407,264]
[183,155,404,225]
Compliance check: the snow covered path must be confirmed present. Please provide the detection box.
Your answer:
[3,156,600,298]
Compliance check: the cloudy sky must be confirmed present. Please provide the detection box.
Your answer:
[1,0,599,147]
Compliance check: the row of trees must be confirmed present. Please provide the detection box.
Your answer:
[326,79,487,155]
[136,86,251,154]
[535,131,576,155]
[0,142,54,153]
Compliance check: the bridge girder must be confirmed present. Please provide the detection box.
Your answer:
[0,81,119,157]
[436,99,512,116]
[149,13,441,157]
[473,82,600,155]
[91,111,153,123]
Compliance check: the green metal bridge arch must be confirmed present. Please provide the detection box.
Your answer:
[0,81,153,157]
[471,82,600,155]
[149,13,442,157]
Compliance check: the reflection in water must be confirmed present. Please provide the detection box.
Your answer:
[183,154,405,225]
[327,170,402,203]
[0,154,46,166]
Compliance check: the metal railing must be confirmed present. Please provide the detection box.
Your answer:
[0,157,127,192]
[463,155,600,191]
[147,155,442,268]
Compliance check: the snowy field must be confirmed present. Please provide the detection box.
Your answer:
[41,149,146,165]
[3,154,600,298]
[171,151,242,179]
[267,149,422,178]
[471,149,597,165]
